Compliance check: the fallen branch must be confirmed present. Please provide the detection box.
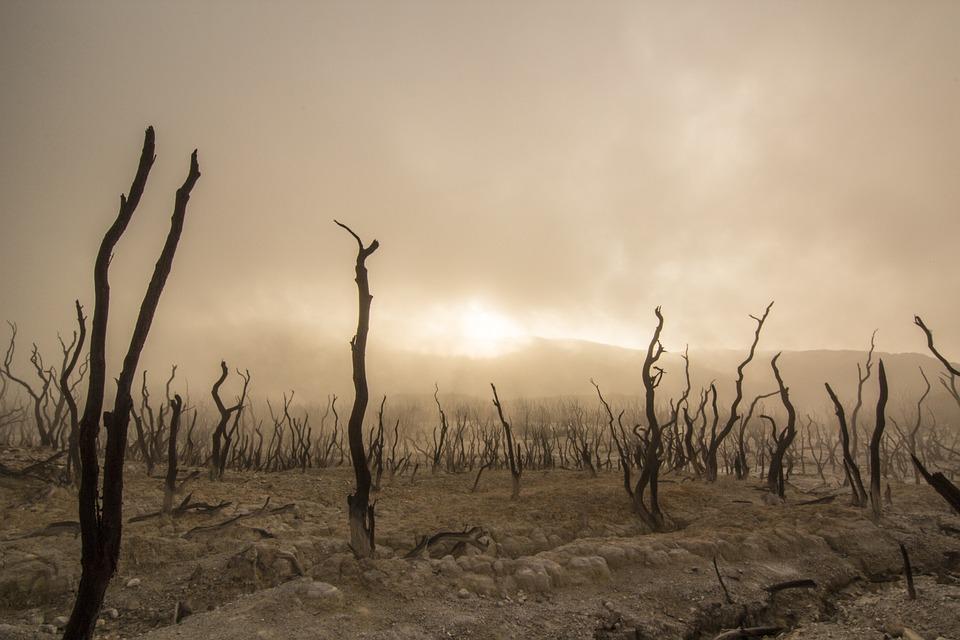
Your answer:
[912,455,960,515]
[404,526,487,559]
[4,520,80,541]
[128,493,232,523]
[181,498,294,539]
[765,579,817,594]
[796,494,837,506]
[0,450,67,482]
[713,626,783,640]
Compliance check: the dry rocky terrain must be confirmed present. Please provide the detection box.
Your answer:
[1,448,959,639]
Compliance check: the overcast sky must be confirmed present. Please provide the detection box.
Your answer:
[1,0,958,391]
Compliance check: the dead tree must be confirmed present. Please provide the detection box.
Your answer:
[336,220,379,558]
[766,353,797,499]
[432,384,448,473]
[911,454,960,514]
[850,330,878,464]
[869,359,889,520]
[60,302,87,485]
[208,361,248,480]
[64,127,200,639]
[633,307,669,530]
[914,316,960,413]
[704,302,773,481]
[162,395,184,514]
[491,383,522,499]
[735,389,778,480]
[592,379,633,497]
[471,420,500,492]
[3,324,55,447]
[369,395,387,489]
[222,369,250,476]
[892,367,931,484]
[824,382,868,507]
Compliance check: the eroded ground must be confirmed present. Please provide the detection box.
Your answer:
[2,450,959,639]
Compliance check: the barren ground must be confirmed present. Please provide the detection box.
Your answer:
[2,449,959,639]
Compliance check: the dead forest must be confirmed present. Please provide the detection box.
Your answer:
[1,128,959,640]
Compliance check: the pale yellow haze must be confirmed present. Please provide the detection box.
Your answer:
[1,1,958,392]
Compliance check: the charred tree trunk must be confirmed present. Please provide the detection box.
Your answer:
[914,316,960,414]
[336,220,379,558]
[869,360,889,520]
[850,331,877,466]
[60,302,87,486]
[162,395,183,514]
[209,361,245,480]
[632,307,669,531]
[766,353,797,499]
[911,454,960,514]
[64,127,200,640]
[705,302,773,481]
[491,383,522,499]
[824,383,868,507]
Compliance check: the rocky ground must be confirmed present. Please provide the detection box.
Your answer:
[1,448,959,639]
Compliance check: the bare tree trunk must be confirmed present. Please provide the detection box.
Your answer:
[825,383,867,507]
[60,302,87,486]
[633,307,670,531]
[162,395,183,514]
[705,302,773,481]
[491,383,522,499]
[64,128,200,640]
[209,361,245,480]
[850,331,877,465]
[766,353,797,499]
[336,220,379,558]
[869,360,888,520]
[914,316,960,414]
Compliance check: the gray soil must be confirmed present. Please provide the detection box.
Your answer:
[2,451,958,639]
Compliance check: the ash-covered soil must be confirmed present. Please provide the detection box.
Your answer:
[2,451,959,639]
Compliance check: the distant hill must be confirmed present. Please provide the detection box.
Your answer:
[165,328,959,421]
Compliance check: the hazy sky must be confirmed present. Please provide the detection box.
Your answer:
[1,1,958,392]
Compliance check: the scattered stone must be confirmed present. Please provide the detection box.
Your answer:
[604,601,615,611]
[103,607,120,620]
[125,577,141,588]
[53,616,68,629]
[457,588,470,599]
[296,580,345,611]
[38,624,57,634]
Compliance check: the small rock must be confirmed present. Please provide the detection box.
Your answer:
[103,608,120,620]
[604,601,615,611]
[53,616,69,629]
[38,624,57,634]
[297,580,345,610]
[457,588,470,599]
[126,578,141,588]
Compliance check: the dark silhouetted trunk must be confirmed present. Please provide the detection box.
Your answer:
[336,220,379,558]
[869,360,888,520]
[163,394,183,514]
[64,128,200,640]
